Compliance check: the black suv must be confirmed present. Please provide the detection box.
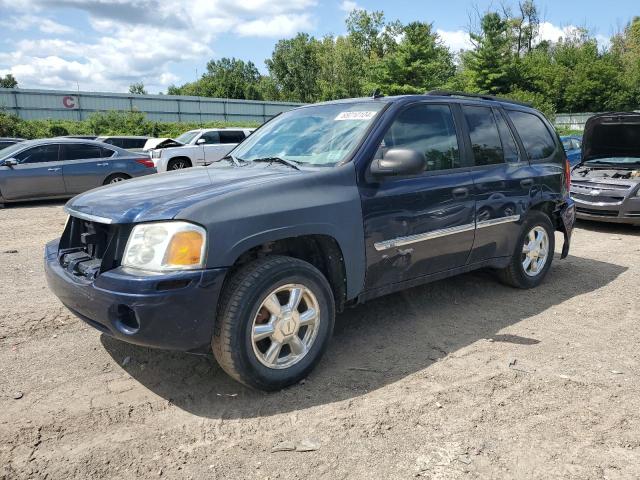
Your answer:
[45,92,575,390]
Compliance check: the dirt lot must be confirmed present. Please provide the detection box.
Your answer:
[1,201,639,480]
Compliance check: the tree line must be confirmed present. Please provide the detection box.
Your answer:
[164,3,640,116]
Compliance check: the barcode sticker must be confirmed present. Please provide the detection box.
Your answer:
[335,111,378,121]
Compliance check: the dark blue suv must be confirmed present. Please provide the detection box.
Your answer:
[45,91,575,391]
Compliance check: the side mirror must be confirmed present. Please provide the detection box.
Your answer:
[196,138,206,145]
[2,158,18,168]
[370,148,425,177]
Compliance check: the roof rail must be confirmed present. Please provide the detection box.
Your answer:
[426,90,532,107]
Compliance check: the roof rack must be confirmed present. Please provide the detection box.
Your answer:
[426,90,532,107]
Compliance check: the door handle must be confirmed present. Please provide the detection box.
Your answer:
[96,163,109,166]
[47,167,61,172]
[520,179,535,188]
[452,187,469,199]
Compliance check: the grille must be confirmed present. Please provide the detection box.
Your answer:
[571,193,625,204]
[58,217,130,279]
[571,181,632,191]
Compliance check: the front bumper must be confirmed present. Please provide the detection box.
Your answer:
[572,197,640,225]
[44,239,227,352]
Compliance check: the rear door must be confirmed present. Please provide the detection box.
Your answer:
[458,104,536,262]
[360,102,476,290]
[61,143,113,194]
[203,130,245,163]
[0,144,65,200]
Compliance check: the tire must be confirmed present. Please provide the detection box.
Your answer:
[167,158,191,170]
[213,256,335,391]
[103,173,129,185]
[497,211,555,289]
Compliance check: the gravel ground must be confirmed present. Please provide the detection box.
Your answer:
[1,201,639,480]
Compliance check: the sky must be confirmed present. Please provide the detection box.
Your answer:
[0,0,638,94]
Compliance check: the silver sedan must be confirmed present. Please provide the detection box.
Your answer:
[0,139,156,206]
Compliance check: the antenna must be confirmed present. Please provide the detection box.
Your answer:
[371,88,384,99]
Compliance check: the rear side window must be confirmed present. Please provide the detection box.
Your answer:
[100,147,116,158]
[61,144,102,161]
[218,131,246,144]
[462,105,504,166]
[495,110,520,163]
[16,144,59,164]
[508,110,556,160]
[381,104,460,172]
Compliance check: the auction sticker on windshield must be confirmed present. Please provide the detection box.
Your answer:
[335,111,378,121]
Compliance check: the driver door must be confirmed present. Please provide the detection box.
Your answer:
[359,103,476,290]
[1,144,65,200]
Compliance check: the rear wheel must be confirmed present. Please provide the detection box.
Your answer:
[103,174,129,185]
[213,256,335,391]
[497,211,555,289]
[167,158,191,170]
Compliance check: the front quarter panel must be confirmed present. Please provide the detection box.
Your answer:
[176,163,366,299]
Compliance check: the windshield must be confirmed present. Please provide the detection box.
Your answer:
[175,130,200,144]
[0,142,27,159]
[230,102,386,167]
[584,157,640,165]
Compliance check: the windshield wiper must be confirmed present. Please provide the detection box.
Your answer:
[250,156,301,170]
[220,154,247,167]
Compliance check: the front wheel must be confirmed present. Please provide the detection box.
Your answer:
[167,158,191,170]
[213,256,335,391]
[497,211,555,289]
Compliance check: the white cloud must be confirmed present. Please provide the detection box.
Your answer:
[0,0,318,92]
[236,14,312,37]
[339,0,360,13]
[0,15,73,35]
[436,29,473,52]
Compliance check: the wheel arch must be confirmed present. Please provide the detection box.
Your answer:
[224,230,351,312]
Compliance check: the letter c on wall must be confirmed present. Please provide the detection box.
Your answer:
[62,96,76,109]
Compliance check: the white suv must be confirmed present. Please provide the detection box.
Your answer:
[150,128,254,172]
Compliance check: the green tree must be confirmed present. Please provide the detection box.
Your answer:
[266,33,322,103]
[128,82,147,94]
[374,22,455,95]
[464,12,514,94]
[0,74,18,88]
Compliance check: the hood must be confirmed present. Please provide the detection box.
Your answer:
[582,113,640,162]
[143,138,184,150]
[65,164,303,224]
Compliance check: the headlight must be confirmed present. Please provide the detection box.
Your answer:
[152,150,162,158]
[122,222,207,271]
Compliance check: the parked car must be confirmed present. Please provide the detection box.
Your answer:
[0,137,25,150]
[571,112,640,225]
[95,136,150,152]
[0,139,155,206]
[149,128,254,172]
[45,92,575,390]
[560,135,582,166]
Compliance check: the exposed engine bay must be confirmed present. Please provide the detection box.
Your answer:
[573,165,640,181]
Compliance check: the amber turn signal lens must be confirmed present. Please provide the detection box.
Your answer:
[163,231,204,266]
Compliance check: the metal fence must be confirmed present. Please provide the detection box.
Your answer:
[0,88,303,124]
[554,113,597,131]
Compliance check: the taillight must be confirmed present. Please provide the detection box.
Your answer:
[136,158,155,168]
[564,157,571,191]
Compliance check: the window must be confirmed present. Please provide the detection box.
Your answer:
[218,131,246,144]
[100,147,116,158]
[15,144,59,164]
[462,106,505,166]
[495,110,520,163]
[507,110,556,160]
[381,104,460,172]
[121,138,147,149]
[199,132,220,144]
[61,144,102,161]
[572,139,582,150]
